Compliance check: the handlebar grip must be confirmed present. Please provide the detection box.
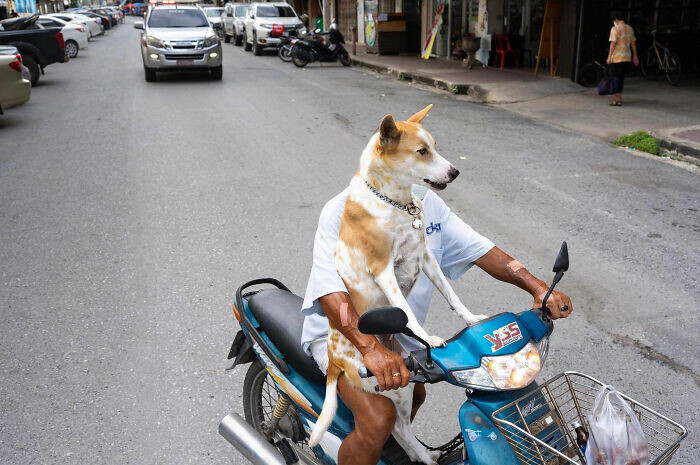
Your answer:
[358,366,372,378]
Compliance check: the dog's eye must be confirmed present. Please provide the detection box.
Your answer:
[417,147,428,155]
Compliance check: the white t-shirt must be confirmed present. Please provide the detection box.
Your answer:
[301,186,495,354]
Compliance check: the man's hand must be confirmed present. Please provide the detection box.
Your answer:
[633,56,639,67]
[361,343,409,392]
[533,287,573,319]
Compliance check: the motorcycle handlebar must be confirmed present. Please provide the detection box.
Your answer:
[358,356,414,379]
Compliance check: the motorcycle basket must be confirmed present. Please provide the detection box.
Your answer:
[491,371,686,465]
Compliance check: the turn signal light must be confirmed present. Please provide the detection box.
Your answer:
[232,302,241,322]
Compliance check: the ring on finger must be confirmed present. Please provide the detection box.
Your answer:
[392,372,401,378]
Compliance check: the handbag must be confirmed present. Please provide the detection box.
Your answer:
[597,74,620,95]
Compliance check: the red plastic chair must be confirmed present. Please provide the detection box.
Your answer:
[494,34,519,69]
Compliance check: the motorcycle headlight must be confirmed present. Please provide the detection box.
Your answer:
[202,34,219,47]
[146,35,165,48]
[451,340,547,391]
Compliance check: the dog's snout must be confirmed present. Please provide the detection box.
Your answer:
[448,166,460,181]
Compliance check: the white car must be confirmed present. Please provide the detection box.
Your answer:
[244,2,304,56]
[38,16,89,58]
[0,46,31,114]
[222,2,248,46]
[48,12,103,38]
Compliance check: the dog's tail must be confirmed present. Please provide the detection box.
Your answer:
[308,364,340,448]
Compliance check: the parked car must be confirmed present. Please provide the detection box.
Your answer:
[38,16,88,58]
[222,2,248,46]
[243,2,304,56]
[135,4,222,82]
[72,10,111,31]
[91,8,118,27]
[49,12,103,37]
[0,46,31,114]
[0,15,67,86]
[202,6,224,39]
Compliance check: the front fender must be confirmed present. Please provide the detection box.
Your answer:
[458,401,519,465]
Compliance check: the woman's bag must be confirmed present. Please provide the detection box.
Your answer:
[597,73,620,95]
[585,385,650,465]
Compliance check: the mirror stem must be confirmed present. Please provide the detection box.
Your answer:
[541,270,564,316]
[403,328,433,368]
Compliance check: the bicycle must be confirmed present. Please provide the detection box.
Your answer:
[640,29,682,85]
[579,57,606,87]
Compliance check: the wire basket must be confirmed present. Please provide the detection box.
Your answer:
[491,372,687,465]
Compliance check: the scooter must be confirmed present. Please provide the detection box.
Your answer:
[220,242,686,465]
[290,23,351,68]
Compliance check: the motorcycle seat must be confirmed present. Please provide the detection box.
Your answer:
[247,289,326,385]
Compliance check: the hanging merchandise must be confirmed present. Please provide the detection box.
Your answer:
[475,0,489,65]
[421,3,445,59]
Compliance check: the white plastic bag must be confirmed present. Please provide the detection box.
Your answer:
[585,385,650,465]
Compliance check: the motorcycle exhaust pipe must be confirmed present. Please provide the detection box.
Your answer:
[219,413,287,465]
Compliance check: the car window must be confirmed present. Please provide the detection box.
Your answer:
[256,5,295,17]
[234,6,247,16]
[39,19,60,27]
[148,9,209,28]
[204,8,224,18]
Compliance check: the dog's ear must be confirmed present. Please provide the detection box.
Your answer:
[379,114,401,149]
[406,104,433,124]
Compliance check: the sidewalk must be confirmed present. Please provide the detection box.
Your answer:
[350,46,700,159]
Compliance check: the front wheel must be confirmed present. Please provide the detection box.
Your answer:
[253,33,263,56]
[235,34,244,46]
[224,33,231,43]
[244,37,252,51]
[210,65,222,80]
[640,48,659,80]
[279,44,292,62]
[65,40,79,58]
[665,51,682,86]
[339,50,351,66]
[144,66,156,82]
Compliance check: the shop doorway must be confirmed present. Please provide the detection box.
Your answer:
[503,0,546,69]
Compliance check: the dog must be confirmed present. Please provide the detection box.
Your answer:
[307,105,485,464]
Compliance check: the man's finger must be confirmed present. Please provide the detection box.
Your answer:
[399,361,410,388]
[376,370,388,392]
[390,363,402,390]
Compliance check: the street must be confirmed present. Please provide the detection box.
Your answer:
[1,17,698,465]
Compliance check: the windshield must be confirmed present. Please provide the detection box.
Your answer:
[256,5,295,18]
[234,5,248,17]
[205,8,224,18]
[148,9,209,28]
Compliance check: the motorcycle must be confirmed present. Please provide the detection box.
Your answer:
[220,242,687,465]
[290,23,351,68]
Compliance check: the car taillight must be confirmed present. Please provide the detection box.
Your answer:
[270,23,284,37]
[55,31,65,50]
[76,26,83,32]
[9,54,22,72]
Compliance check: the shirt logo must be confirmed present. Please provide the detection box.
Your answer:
[425,222,441,235]
[484,322,522,352]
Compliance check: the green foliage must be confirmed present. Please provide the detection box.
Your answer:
[613,130,661,155]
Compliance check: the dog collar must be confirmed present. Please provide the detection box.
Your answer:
[362,179,423,230]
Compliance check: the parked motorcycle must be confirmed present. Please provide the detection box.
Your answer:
[220,242,687,465]
[289,23,351,68]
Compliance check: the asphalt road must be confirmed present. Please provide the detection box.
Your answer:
[1,18,698,465]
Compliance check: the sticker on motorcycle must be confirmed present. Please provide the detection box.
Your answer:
[484,322,522,352]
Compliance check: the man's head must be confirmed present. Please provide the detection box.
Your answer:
[369,104,459,191]
[611,11,625,25]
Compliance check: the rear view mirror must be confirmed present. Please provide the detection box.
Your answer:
[358,307,407,335]
[134,20,143,30]
[553,241,569,273]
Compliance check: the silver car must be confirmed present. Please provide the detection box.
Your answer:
[222,3,248,46]
[202,6,225,39]
[135,5,223,82]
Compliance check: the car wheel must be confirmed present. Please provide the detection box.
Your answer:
[244,36,252,51]
[224,33,231,43]
[235,34,243,46]
[211,65,223,80]
[144,66,156,82]
[253,33,263,56]
[65,40,79,58]
[22,54,40,86]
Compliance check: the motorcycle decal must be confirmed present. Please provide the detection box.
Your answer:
[251,344,319,418]
[484,322,522,352]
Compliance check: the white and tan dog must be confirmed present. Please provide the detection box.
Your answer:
[308,105,485,464]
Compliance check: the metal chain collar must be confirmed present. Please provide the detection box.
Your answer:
[362,179,421,217]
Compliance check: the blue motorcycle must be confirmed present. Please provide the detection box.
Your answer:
[219,243,686,465]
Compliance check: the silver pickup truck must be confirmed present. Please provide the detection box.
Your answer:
[222,2,249,46]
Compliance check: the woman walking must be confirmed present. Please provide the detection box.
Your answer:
[606,13,639,106]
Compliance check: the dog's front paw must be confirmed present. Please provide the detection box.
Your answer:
[427,335,446,348]
[466,314,488,326]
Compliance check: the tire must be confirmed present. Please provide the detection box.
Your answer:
[235,34,243,46]
[224,33,231,43]
[640,48,659,80]
[253,33,263,56]
[144,66,156,82]
[22,54,40,86]
[579,62,602,87]
[339,50,351,66]
[65,40,79,58]
[278,44,292,62]
[210,65,222,80]
[244,37,252,51]
[665,51,682,86]
[291,49,308,68]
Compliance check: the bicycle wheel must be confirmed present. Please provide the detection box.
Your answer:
[665,51,682,86]
[640,48,659,80]
[579,63,603,87]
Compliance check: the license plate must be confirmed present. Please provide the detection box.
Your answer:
[176,59,194,66]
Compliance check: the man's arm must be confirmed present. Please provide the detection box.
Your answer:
[474,247,573,319]
[319,292,409,392]
[631,40,639,66]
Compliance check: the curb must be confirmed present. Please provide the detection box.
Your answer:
[350,56,472,95]
[652,130,700,159]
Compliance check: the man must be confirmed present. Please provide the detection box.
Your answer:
[301,186,573,465]
[606,13,639,106]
